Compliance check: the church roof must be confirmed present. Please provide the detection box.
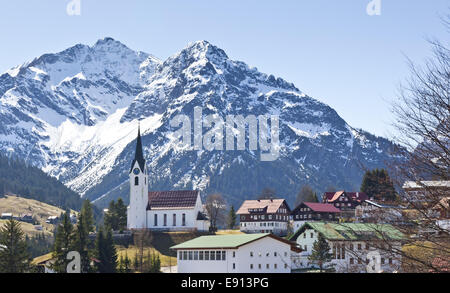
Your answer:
[130,126,146,173]
[146,190,199,210]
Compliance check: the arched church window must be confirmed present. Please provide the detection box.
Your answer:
[135,177,139,186]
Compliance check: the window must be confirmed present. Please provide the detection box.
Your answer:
[266,264,270,269]
[365,243,369,250]
[381,258,385,265]
[183,251,187,260]
[188,251,193,260]
[284,252,288,257]
[233,251,236,258]
[222,251,226,261]
[274,264,277,269]
[179,251,183,260]
[173,214,176,226]
[199,251,204,260]
[182,214,186,226]
[358,244,362,250]
[163,214,167,226]
[284,264,288,269]
[389,258,393,265]
[250,264,253,270]
[274,252,277,257]
[350,258,354,265]
[250,252,254,257]
[310,233,314,238]
[210,251,215,261]
[205,251,210,261]
[258,264,262,269]
[194,251,198,260]
[233,263,236,270]
[154,214,158,226]
[216,251,221,261]
[349,244,354,251]
[303,233,306,239]
[304,245,307,251]
[134,177,139,186]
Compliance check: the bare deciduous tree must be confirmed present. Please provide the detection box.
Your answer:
[387,16,450,272]
[205,193,227,232]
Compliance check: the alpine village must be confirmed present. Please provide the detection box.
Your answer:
[0,125,448,274]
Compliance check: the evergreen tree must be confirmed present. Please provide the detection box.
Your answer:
[95,227,117,273]
[227,205,237,229]
[116,198,127,232]
[124,252,131,273]
[51,212,74,273]
[361,169,397,201]
[0,219,31,273]
[308,233,333,272]
[118,254,125,273]
[81,200,95,233]
[104,198,127,232]
[133,250,139,272]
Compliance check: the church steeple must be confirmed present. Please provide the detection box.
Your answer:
[130,124,146,173]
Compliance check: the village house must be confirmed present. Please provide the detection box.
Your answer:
[322,191,371,219]
[171,233,301,273]
[289,222,405,273]
[237,199,291,236]
[291,202,340,231]
[355,200,405,224]
[127,128,210,232]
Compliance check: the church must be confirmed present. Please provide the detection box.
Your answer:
[127,127,210,232]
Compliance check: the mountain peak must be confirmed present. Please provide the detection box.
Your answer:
[179,40,229,62]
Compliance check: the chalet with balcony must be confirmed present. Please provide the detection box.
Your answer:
[237,199,291,236]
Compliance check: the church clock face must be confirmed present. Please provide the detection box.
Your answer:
[133,168,140,175]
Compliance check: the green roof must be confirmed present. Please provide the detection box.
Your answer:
[289,222,405,241]
[171,233,271,249]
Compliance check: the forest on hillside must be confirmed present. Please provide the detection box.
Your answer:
[0,154,83,211]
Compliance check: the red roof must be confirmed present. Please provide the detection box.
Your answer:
[322,191,368,203]
[303,202,341,213]
[147,191,199,210]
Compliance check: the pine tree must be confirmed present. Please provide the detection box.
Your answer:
[227,205,237,229]
[118,254,125,273]
[116,198,127,232]
[51,212,75,273]
[95,227,117,273]
[308,233,333,272]
[81,200,95,233]
[0,219,31,273]
[133,250,139,272]
[361,169,397,201]
[124,252,131,273]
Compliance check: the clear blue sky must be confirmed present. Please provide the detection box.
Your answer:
[0,0,448,138]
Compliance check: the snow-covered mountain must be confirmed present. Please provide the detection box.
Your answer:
[0,38,401,208]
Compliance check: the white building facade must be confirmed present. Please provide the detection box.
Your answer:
[172,234,300,273]
[237,199,291,236]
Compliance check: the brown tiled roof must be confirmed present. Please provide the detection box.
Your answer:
[236,199,288,215]
[323,191,368,203]
[146,191,199,210]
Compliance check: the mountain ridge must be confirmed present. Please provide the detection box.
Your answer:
[0,38,403,208]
